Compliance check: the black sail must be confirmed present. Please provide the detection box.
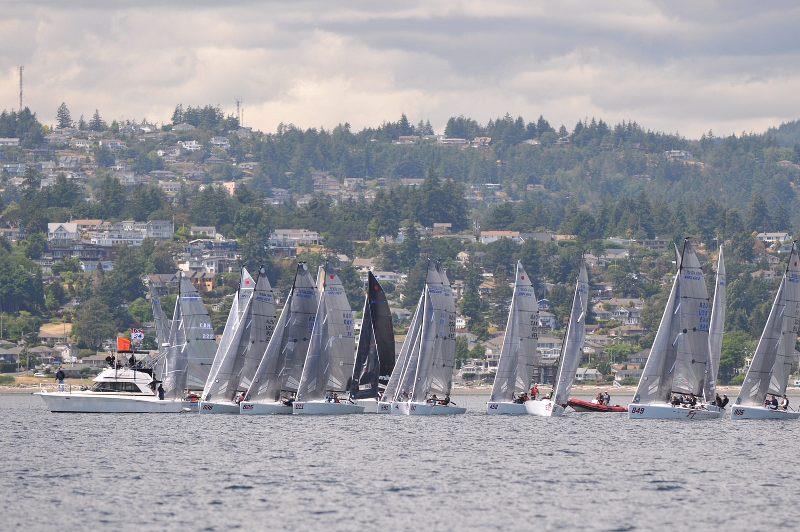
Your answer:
[350,272,395,398]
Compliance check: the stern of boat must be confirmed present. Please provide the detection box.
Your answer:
[487,401,528,415]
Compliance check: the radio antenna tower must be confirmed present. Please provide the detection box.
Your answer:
[235,99,242,126]
[18,66,24,111]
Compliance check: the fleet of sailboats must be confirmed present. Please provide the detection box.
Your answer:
[293,264,363,414]
[37,237,800,421]
[199,267,277,414]
[382,262,464,415]
[239,263,318,415]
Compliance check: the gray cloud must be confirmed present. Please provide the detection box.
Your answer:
[1,1,799,137]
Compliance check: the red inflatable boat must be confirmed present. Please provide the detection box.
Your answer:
[567,398,627,413]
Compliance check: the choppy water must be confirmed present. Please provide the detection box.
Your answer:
[1,393,798,531]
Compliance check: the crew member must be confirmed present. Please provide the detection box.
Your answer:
[157,383,165,400]
[780,395,789,411]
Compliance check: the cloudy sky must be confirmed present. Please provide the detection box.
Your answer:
[2,1,800,137]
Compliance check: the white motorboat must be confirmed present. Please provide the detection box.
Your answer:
[36,367,196,413]
[486,261,539,415]
[732,244,800,421]
[238,263,318,416]
[390,401,467,416]
[628,402,723,420]
[382,262,464,415]
[629,240,724,419]
[529,264,588,418]
[292,400,364,415]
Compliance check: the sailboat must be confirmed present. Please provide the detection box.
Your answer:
[527,263,588,417]
[732,243,800,420]
[293,264,363,415]
[37,273,217,413]
[628,239,722,419]
[239,263,318,415]
[486,261,539,415]
[349,271,396,413]
[199,267,276,414]
[385,262,464,415]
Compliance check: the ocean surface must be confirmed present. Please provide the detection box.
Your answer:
[2,393,798,531]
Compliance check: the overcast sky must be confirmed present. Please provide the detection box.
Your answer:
[2,1,800,137]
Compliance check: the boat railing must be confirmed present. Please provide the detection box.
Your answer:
[39,382,73,394]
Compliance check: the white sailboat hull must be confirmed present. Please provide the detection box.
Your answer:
[238,401,293,415]
[292,400,365,415]
[525,399,566,417]
[390,401,466,415]
[376,401,392,414]
[730,404,800,420]
[628,402,724,420]
[486,401,528,415]
[36,392,196,413]
[354,398,383,413]
[198,401,240,414]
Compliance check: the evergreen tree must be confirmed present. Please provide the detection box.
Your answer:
[77,115,86,130]
[56,102,73,129]
[89,109,107,131]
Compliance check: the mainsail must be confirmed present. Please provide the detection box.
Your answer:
[392,262,456,402]
[634,240,710,404]
[383,290,423,402]
[736,244,800,406]
[489,261,539,403]
[552,264,589,406]
[704,246,726,402]
[295,264,355,401]
[163,274,217,398]
[350,272,395,399]
[245,263,317,403]
[201,267,277,402]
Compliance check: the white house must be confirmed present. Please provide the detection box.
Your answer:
[756,232,791,245]
[479,230,523,245]
[47,223,79,242]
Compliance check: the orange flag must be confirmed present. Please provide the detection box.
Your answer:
[117,337,132,353]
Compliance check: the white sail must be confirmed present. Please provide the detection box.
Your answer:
[200,289,246,401]
[150,289,171,378]
[245,264,317,403]
[384,290,424,401]
[296,265,355,401]
[200,267,277,402]
[634,240,709,404]
[235,269,277,393]
[736,245,800,405]
[552,264,588,406]
[490,261,539,402]
[671,241,711,395]
[704,246,726,402]
[163,274,217,398]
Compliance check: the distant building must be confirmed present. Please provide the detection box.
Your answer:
[479,230,523,245]
[47,222,79,242]
[756,232,791,245]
